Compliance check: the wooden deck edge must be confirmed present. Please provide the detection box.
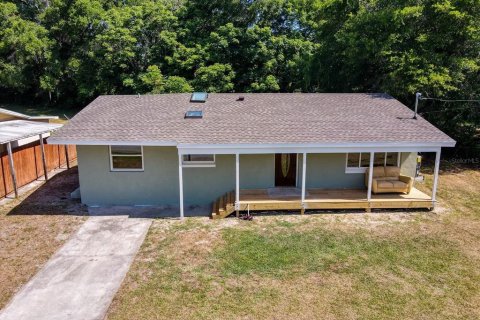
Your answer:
[212,188,433,218]
[369,201,433,209]
[236,200,433,211]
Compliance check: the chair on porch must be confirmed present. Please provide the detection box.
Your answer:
[365,166,413,194]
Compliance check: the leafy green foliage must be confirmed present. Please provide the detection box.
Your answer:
[0,2,50,92]
[163,76,192,93]
[0,0,478,148]
[193,63,235,92]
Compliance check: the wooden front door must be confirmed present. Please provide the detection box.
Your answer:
[275,153,297,187]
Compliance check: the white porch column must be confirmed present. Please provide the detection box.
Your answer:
[39,134,48,181]
[6,142,18,198]
[235,153,240,213]
[367,152,374,201]
[178,153,184,219]
[301,153,307,214]
[431,149,441,206]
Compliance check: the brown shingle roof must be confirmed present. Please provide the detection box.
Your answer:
[49,93,455,146]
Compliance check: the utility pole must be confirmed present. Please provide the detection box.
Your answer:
[414,92,422,119]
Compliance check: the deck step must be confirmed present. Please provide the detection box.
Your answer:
[211,190,236,219]
[211,200,219,218]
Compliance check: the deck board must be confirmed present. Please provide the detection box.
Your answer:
[238,188,432,211]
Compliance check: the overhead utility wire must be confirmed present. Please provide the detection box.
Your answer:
[413,92,480,118]
[419,105,480,114]
[420,97,480,103]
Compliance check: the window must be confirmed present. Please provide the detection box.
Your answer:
[190,92,208,102]
[385,152,399,166]
[110,146,144,171]
[346,152,400,173]
[182,154,215,167]
[185,110,203,118]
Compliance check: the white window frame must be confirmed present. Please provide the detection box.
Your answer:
[182,154,216,168]
[345,152,401,173]
[109,145,144,172]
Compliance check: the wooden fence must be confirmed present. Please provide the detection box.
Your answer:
[0,140,77,198]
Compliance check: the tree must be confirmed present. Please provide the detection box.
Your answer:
[0,2,51,94]
[139,65,164,93]
[163,76,192,93]
[193,63,235,92]
[0,0,478,152]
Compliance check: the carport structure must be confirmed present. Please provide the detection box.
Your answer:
[0,120,63,198]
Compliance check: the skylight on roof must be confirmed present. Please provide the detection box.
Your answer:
[190,92,208,102]
[185,110,203,119]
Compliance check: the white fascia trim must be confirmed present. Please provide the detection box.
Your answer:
[178,143,446,154]
[46,140,456,150]
[46,138,177,146]
[178,141,455,149]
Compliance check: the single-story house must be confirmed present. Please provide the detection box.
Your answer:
[49,93,455,218]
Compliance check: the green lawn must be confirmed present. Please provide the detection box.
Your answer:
[0,102,81,119]
[107,165,480,320]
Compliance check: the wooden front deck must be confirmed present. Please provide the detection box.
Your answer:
[211,188,433,219]
[238,188,433,211]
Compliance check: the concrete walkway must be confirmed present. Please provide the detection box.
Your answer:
[0,216,151,320]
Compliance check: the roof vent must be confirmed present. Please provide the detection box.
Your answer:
[190,92,208,103]
[237,96,244,101]
[185,110,203,119]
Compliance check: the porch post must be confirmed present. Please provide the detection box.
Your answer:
[39,134,48,181]
[367,152,374,205]
[235,153,240,216]
[6,142,18,198]
[431,149,441,207]
[301,153,307,214]
[178,153,184,219]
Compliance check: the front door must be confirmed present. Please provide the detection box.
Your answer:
[275,153,297,187]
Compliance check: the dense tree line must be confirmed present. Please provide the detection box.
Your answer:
[1,0,479,149]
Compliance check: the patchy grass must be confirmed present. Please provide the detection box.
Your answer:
[0,102,81,119]
[0,168,86,309]
[107,164,480,320]
[216,229,464,278]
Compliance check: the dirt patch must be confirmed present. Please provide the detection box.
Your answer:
[0,167,86,309]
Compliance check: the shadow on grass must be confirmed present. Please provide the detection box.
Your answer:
[7,167,88,216]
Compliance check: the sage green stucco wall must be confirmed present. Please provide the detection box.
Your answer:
[297,152,418,189]
[239,154,275,189]
[183,154,234,205]
[182,154,274,205]
[77,145,180,206]
[77,146,418,206]
[77,147,275,206]
[400,152,417,177]
[297,153,364,188]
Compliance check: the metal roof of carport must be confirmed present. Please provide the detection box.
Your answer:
[0,120,63,144]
